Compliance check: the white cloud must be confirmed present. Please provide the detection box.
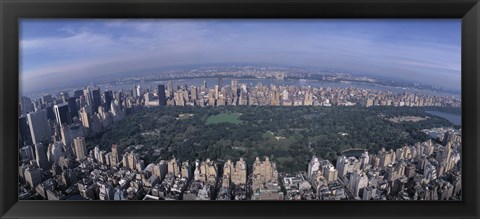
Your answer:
[20,20,461,93]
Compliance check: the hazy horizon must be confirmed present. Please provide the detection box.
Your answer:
[20,19,461,94]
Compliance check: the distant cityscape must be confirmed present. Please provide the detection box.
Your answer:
[18,67,462,201]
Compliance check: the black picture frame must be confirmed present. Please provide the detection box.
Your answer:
[1,0,479,218]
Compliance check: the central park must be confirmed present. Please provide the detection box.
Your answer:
[86,106,459,173]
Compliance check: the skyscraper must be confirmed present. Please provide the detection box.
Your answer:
[218,76,223,89]
[104,90,113,112]
[67,97,79,119]
[42,94,54,105]
[231,158,247,185]
[19,145,35,162]
[19,115,32,146]
[157,85,166,106]
[91,88,102,113]
[35,142,49,170]
[190,86,198,101]
[135,85,141,98]
[54,103,72,125]
[27,110,51,144]
[20,96,35,114]
[111,144,119,167]
[73,137,87,161]
[83,88,92,106]
[231,80,238,94]
[45,104,55,121]
[24,167,42,189]
[73,89,84,99]
[166,81,173,97]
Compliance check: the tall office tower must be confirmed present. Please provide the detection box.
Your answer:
[166,81,173,97]
[152,160,168,179]
[129,86,136,98]
[125,152,138,170]
[19,145,35,162]
[174,90,185,106]
[60,92,70,103]
[50,141,65,164]
[443,130,461,145]
[78,96,86,108]
[83,87,92,106]
[136,160,145,171]
[231,80,238,94]
[79,107,90,129]
[231,158,247,185]
[135,85,141,98]
[52,123,61,142]
[42,94,54,105]
[359,151,370,170]
[20,96,35,114]
[110,144,119,167]
[203,80,207,90]
[35,142,49,169]
[44,104,55,121]
[60,123,85,147]
[181,161,191,179]
[214,85,219,99]
[208,91,216,106]
[218,77,223,89]
[73,137,87,161]
[73,89,84,99]
[91,88,102,113]
[144,93,151,104]
[282,89,289,101]
[116,91,124,110]
[99,183,115,200]
[93,146,100,161]
[24,167,42,189]
[349,170,369,197]
[19,115,32,146]
[67,97,79,118]
[321,161,338,182]
[222,160,234,187]
[27,110,51,144]
[104,90,113,112]
[33,99,42,112]
[336,156,361,179]
[167,158,180,177]
[307,156,321,180]
[271,91,280,106]
[252,157,278,191]
[54,103,72,125]
[194,159,218,183]
[190,86,198,101]
[423,164,437,181]
[252,157,274,184]
[110,100,124,121]
[157,85,167,106]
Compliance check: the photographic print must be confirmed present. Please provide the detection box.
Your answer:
[18,19,462,201]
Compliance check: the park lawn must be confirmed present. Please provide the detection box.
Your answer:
[206,112,243,125]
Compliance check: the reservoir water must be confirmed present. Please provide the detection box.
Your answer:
[426,111,461,126]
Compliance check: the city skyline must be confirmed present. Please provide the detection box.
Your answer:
[18,75,462,201]
[20,19,461,94]
[18,19,463,201]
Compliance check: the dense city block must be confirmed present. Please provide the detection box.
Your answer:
[18,74,461,200]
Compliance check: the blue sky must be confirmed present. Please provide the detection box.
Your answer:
[20,19,461,94]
